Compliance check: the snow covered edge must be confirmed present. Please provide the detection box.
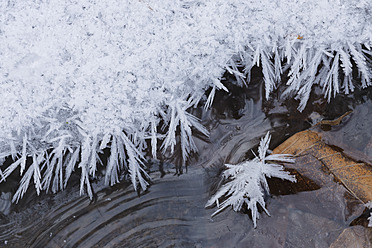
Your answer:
[0,0,371,201]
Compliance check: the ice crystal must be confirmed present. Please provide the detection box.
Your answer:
[0,0,370,202]
[205,132,296,227]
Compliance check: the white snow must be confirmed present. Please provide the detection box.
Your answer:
[0,0,371,201]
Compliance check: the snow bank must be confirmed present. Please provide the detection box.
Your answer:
[0,0,371,201]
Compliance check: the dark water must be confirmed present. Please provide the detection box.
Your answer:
[0,74,371,247]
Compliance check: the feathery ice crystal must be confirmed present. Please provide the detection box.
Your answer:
[0,0,370,202]
[205,132,296,228]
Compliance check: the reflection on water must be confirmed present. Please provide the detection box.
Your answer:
[0,74,371,247]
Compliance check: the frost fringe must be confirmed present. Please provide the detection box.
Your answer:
[0,1,371,201]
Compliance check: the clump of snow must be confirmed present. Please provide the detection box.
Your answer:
[205,132,296,227]
[0,0,371,201]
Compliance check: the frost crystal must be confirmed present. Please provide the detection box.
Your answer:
[205,132,296,228]
[0,1,370,201]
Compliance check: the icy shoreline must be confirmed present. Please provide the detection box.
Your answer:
[0,0,371,201]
